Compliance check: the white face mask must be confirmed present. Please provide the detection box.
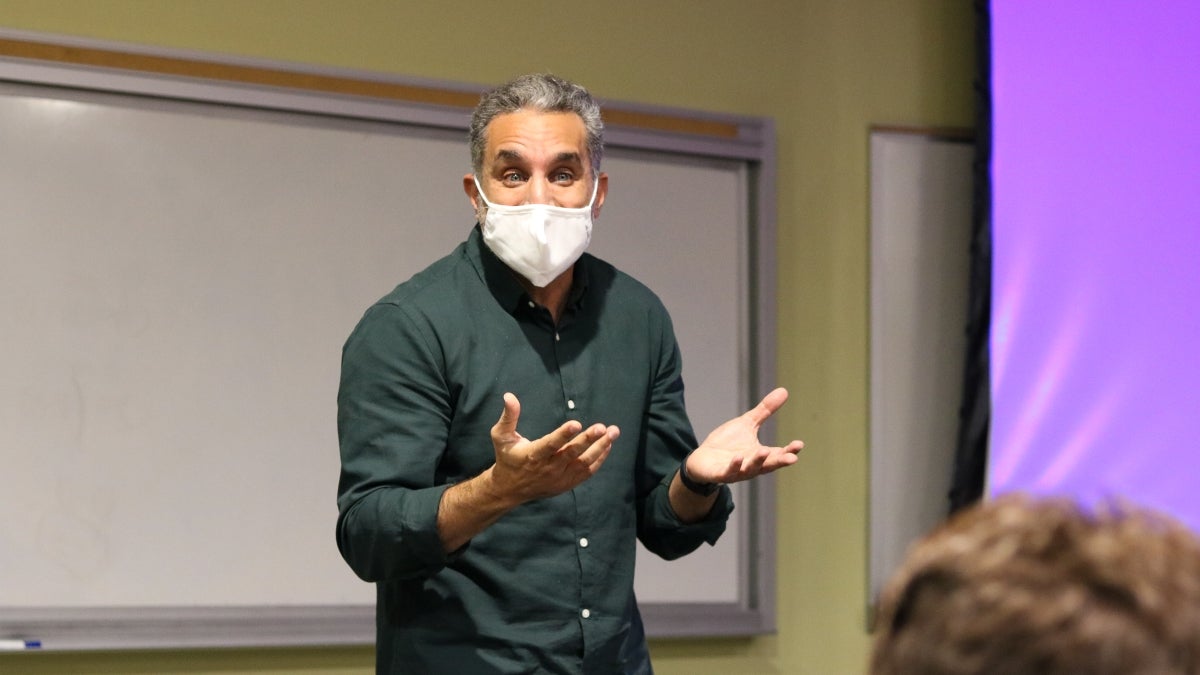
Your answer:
[474,176,598,288]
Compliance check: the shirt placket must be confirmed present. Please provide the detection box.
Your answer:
[552,310,601,660]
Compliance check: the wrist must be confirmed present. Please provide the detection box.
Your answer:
[679,453,720,496]
[476,466,522,511]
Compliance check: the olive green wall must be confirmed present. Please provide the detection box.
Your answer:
[0,2,974,673]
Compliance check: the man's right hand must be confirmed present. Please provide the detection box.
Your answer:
[487,392,618,506]
[436,393,617,553]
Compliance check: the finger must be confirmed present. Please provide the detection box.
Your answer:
[492,392,520,434]
[753,445,803,475]
[490,392,523,447]
[560,424,609,458]
[575,425,619,466]
[770,452,801,470]
[548,424,608,464]
[529,419,585,461]
[738,447,772,475]
[744,387,789,425]
[586,439,613,476]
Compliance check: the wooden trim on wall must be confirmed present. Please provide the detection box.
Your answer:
[0,36,741,139]
[870,124,975,143]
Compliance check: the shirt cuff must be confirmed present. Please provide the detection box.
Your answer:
[650,476,735,547]
[392,483,468,571]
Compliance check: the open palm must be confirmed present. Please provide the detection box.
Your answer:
[686,387,805,484]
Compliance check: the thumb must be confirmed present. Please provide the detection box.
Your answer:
[492,392,521,439]
[746,387,789,425]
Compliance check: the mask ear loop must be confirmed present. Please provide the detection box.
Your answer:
[472,176,493,207]
[584,176,601,218]
[587,176,599,206]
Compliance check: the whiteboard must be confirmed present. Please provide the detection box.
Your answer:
[0,44,776,648]
[868,130,973,611]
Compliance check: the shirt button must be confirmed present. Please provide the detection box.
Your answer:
[581,609,591,619]
[527,300,536,308]
[567,400,576,410]
[555,332,560,341]
[579,537,589,548]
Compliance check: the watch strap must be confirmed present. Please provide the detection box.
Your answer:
[679,453,720,496]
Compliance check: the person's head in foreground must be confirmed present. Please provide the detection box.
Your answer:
[870,493,1200,675]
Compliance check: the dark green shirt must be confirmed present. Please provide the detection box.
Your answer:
[337,226,733,674]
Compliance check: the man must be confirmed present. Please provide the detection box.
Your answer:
[870,493,1200,675]
[336,73,804,674]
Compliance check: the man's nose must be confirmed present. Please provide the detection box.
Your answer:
[526,178,551,205]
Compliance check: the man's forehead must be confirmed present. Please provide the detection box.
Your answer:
[484,110,589,159]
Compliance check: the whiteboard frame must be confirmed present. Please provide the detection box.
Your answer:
[0,28,779,649]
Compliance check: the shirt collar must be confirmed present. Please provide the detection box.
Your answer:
[465,225,591,315]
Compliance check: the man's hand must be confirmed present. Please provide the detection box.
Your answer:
[438,393,618,552]
[487,392,619,506]
[687,387,804,485]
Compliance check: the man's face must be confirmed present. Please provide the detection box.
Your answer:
[465,109,607,217]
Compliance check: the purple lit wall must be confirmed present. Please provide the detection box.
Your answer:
[988,2,1200,529]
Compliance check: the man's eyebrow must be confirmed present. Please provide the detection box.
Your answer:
[491,149,584,165]
[493,149,525,164]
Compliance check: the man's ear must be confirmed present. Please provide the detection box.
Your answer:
[592,172,609,220]
[463,173,488,223]
[463,173,482,211]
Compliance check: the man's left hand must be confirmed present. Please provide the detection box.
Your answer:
[686,387,804,485]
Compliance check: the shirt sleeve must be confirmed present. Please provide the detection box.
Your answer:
[335,302,460,582]
[634,304,734,561]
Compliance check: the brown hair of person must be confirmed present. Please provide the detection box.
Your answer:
[870,493,1200,675]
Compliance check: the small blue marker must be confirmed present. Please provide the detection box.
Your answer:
[0,639,41,650]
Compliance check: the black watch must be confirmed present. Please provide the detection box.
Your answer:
[679,454,720,496]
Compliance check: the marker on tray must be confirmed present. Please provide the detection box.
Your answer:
[0,639,42,650]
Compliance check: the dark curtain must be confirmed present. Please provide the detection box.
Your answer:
[948,0,993,514]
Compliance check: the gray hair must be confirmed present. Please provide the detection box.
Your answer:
[468,73,604,178]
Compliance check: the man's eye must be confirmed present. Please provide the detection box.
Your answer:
[501,172,525,184]
[552,171,575,183]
